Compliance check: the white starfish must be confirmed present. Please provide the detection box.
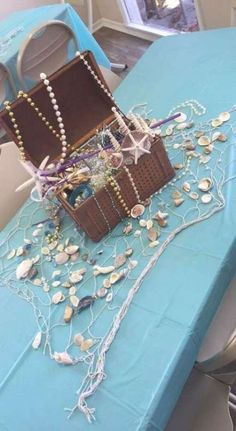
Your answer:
[16,155,60,202]
[121,132,151,164]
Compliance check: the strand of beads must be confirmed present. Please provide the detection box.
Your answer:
[107,176,131,217]
[92,194,111,232]
[4,100,25,161]
[168,99,206,117]
[103,185,123,220]
[75,51,115,103]
[105,129,121,152]
[40,72,68,164]
[123,166,141,204]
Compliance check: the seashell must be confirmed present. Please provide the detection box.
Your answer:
[16,259,33,280]
[157,218,167,227]
[77,296,95,312]
[93,269,100,276]
[182,182,191,192]
[7,249,16,260]
[198,177,213,192]
[69,272,83,284]
[53,351,74,365]
[52,281,61,288]
[131,204,145,219]
[57,244,64,252]
[96,287,108,298]
[41,247,49,256]
[48,241,58,251]
[201,193,212,204]
[55,252,69,265]
[195,130,204,138]
[155,210,168,220]
[148,228,159,242]
[139,219,147,227]
[219,111,230,122]
[114,254,126,268]
[123,222,132,235]
[175,112,187,123]
[43,284,50,292]
[103,278,111,289]
[65,245,79,255]
[16,246,24,257]
[24,238,31,244]
[110,272,121,284]
[37,223,43,228]
[125,248,133,257]
[134,229,141,237]
[63,281,71,289]
[128,260,138,270]
[211,118,222,128]
[52,291,65,304]
[32,331,42,350]
[174,198,184,207]
[176,122,187,130]
[70,252,79,262]
[204,144,214,154]
[199,155,211,164]
[70,295,80,307]
[174,163,184,170]
[64,305,73,323]
[28,268,38,280]
[93,265,115,275]
[146,219,153,230]
[189,191,199,200]
[217,133,227,142]
[173,143,181,149]
[52,270,61,278]
[32,229,42,237]
[171,190,182,199]
[212,131,221,142]
[32,254,40,264]
[69,286,77,296]
[149,240,159,248]
[33,278,42,286]
[165,125,174,136]
[106,292,113,303]
[73,333,84,346]
[198,136,210,146]
[184,140,195,151]
[186,121,194,129]
[80,338,93,352]
[186,150,198,158]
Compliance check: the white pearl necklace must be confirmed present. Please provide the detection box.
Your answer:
[169,99,206,117]
[40,72,68,164]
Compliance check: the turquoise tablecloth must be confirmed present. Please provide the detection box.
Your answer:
[1,28,236,431]
[0,3,110,104]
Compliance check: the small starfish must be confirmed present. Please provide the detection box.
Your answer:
[121,132,151,164]
[16,155,60,202]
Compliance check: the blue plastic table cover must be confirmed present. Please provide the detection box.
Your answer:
[0,3,110,105]
[1,28,236,431]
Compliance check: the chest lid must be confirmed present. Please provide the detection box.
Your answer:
[0,51,117,167]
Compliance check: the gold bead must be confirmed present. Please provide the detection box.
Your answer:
[35,107,39,112]
[46,122,50,127]
[17,135,22,140]
[11,118,16,123]
[30,102,35,107]
[18,141,23,146]
[56,134,60,138]
[120,199,124,204]
[42,117,46,122]
[23,93,27,98]
[9,112,13,117]
[27,97,32,103]
[4,101,9,106]
[15,130,20,135]
[6,105,11,111]
[38,112,42,117]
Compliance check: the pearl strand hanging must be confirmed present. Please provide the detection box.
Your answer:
[168,99,206,117]
[40,72,68,164]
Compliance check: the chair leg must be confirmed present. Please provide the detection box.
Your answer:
[110,62,128,72]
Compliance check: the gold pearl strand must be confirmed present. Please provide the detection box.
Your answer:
[4,100,26,161]
[107,175,131,217]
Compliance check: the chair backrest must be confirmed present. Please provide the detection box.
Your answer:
[0,63,17,106]
[17,20,79,88]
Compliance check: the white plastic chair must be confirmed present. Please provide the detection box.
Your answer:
[231,0,236,25]
[99,65,122,92]
[17,20,79,88]
[0,63,17,142]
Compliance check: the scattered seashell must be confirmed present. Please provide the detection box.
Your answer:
[199,155,211,164]
[52,270,61,278]
[93,265,115,275]
[189,191,199,200]
[204,144,214,154]
[155,210,168,220]
[128,260,138,270]
[16,259,33,280]
[125,248,133,258]
[32,254,40,264]
[176,122,187,130]
[123,222,132,235]
[52,291,65,304]
[57,244,64,252]
[24,239,31,245]
[172,190,182,199]
[110,272,121,285]
[182,182,191,192]
[63,281,71,289]
[134,229,141,237]
[186,121,194,129]
[198,177,213,192]
[174,198,184,207]
[131,204,145,218]
[69,286,77,296]
[32,331,42,350]
[198,136,211,146]
[149,240,159,248]
[195,130,204,138]
[32,229,42,237]
[69,272,83,284]
[74,333,84,346]
[48,241,58,251]
[7,249,16,260]
[174,163,184,170]
[183,140,195,151]
[53,351,74,365]
[80,339,93,352]
[211,118,222,128]
[28,268,38,280]
[103,278,111,289]
[114,254,126,268]
[175,112,187,123]
[55,252,69,265]
[165,125,174,136]
[106,292,113,303]
[212,131,221,142]
[43,283,50,292]
[70,295,80,307]
[96,287,108,298]
[219,111,230,122]
[148,228,159,242]
[217,133,227,142]
[64,305,73,323]
[65,245,79,255]
[33,278,42,286]
[173,143,181,149]
[93,269,100,276]
[16,246,24,257]
[139,219,147,227]
[52,281,61,288]
[41,247,50,256]
[146,219,153,230]
[157,218,167,227]
[201,193,212,204]
[70,253,79,262]
[77,296,95,312]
